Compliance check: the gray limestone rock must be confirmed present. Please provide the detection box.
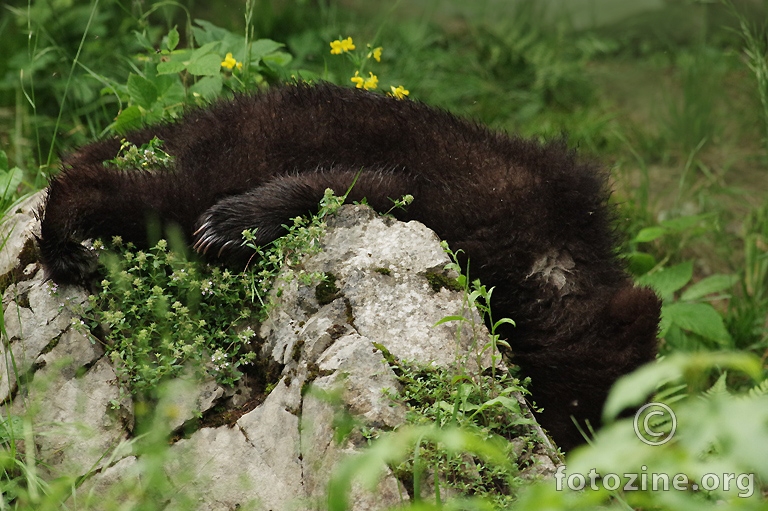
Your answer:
[0,196,561,510]
[0,194,43,277]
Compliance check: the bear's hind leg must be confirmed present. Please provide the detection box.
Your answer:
[193,168,416,268]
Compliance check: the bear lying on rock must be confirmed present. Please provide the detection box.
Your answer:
[38,82,660,451]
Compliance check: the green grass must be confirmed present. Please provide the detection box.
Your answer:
[1,0,767,509]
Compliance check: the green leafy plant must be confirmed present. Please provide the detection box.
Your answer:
[110,20,303,133]
[638,259,736,351]
[0,150,23,211]
[103,136,175,170]
[242,186,347,306]
[433,242,514,379]
[459,351,768,511]
[625,214,736,352]
[326,34,410,98]
[328,424,517,511]
[79,237,259,395]
[74,187,348,398]
[389,365,537,508]
[325,355,539,510]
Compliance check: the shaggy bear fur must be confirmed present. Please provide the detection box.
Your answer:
[38,82,660,451]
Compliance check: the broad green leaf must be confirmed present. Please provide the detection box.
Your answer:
[157,60,187,75]
[0,415,23,443]
[659,213,714,233]
[262,51,293,68]
[166,26,179,51]
[157,48,192,65]
[187,53,222,76]
[664,302,732,345]
[625,251,657,276]
[249,39,285,62]
[192,19,232,46]
[0,150,8,171]
[189,75,223,102]
[113,105,144,134]
[191,41,221,58]
[662,324,706,351]
[133,30,154,51]
[636,261,693,300]
[142,57,159,80]
[603,351,762,421]
[0,167,23,200]
[680,273,738,301]
[154,74,182,98]
[157,81,185,109]
[657,307,673,338]
[633,226,666,243]
[127,73,157,109]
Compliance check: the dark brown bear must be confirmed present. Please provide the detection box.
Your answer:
[38,82,660,451]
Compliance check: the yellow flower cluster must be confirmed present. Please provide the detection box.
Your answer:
[351,71,378,91]
[389,85,409,100]
[329,37,408,98]
[368,46,382,62]
[221,52,243,71]
[330,37,355,54]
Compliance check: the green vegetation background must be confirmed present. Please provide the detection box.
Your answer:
[0,0,767,509]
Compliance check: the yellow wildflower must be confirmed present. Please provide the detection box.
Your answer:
[221,53,236,69]
[389,85,410,99]
[363,72,378,90]
[330,37,355,55]
[368,46,383,62]
[351,71,378,90]
[351,70,364,88]
[221,52,242,71]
